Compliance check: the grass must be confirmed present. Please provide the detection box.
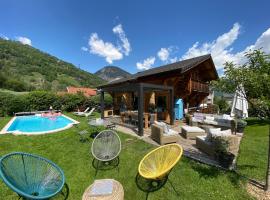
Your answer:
[237,118,269,183]
[0,114,253,200]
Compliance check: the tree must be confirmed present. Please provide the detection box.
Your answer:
[212,49,270,191]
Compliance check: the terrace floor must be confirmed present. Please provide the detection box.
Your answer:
[105,116,243,168]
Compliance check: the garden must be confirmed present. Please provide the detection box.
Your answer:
[0,113,268,200]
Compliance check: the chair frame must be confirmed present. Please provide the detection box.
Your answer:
[91,130,121,176]
[0,152,65,200]
[138,144,183,180]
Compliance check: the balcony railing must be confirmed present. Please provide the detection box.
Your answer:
[188,79,209,93]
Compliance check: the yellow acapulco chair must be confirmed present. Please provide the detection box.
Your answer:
[138,144,183,180]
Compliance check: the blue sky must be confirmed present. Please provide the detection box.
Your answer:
[1,0,270,75]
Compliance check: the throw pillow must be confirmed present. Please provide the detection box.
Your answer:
[208,128,221,141]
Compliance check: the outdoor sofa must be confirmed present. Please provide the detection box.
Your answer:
[196,128,240,157]
[151,123,180,145]
[190,113,236,133]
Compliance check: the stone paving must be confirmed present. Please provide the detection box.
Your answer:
[103,116,242,169]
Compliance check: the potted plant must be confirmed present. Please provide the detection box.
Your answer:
[212,136,235,168]
[185,113,191,125]
[235,119,247,133]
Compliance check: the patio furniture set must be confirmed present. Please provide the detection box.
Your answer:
[150,112,241,162]
[0,125,183,199]
[120,111,157,128]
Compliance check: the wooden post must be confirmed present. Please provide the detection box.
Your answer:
[138,84,144,136]
[170,89,175,125]
[100,90,104,119]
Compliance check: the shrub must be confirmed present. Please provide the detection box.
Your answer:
[26,91,61,111]
[87,93,113,109]
[0,92,28,116]
[60,93,86,112]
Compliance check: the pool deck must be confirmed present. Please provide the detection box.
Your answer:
[0,114,79,135]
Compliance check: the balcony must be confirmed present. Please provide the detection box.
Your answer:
[187,79,209,93]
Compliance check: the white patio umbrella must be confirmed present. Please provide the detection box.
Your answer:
[230,84,248,119]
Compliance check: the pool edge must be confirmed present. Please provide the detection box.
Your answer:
[0,114,80,135]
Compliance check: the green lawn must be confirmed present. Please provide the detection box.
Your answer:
[237,118,269,182]
[0,114,253,200]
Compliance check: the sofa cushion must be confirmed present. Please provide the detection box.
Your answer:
[205,116,215,121]
[207,128,221,141]
[182,125,205,133]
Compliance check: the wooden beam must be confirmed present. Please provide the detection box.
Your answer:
[138,83,144,136]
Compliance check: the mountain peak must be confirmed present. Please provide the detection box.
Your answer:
[95,66,131,82]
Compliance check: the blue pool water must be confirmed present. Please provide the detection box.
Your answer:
[7,115,75,133]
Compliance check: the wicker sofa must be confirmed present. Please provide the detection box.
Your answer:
[151,124,180,145]
[196,133,240,157]
[191,113,236,133]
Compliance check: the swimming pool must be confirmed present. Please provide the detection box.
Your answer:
[1,115,79,135]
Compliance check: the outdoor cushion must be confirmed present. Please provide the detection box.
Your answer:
[167,129,178,135]
[210,128,232,138]
[205,116,215,121]
[182,125,205,133]
[206,128,221,141]
[220,129,232,136]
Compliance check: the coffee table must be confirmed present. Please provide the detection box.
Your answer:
[82,179,124,200]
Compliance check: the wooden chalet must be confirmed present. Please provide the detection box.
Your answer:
[98,54,218,136]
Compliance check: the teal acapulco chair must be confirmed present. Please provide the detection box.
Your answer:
[0,152,65,200]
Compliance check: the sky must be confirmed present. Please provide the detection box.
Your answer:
[1,0,270,75]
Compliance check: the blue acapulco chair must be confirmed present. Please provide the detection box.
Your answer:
[0,152,65,200]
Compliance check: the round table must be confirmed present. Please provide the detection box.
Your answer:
[88,119,105,138]
[82,179,124,200]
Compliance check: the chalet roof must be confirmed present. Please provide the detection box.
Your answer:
[99,54,218,88]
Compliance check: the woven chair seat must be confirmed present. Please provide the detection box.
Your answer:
[0,152,65,200]
[91,130,121,162]
[138,144,183,180]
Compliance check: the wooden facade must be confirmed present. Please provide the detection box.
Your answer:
[98,54,218,136]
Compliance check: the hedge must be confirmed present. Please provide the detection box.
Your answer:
[0,91,112,116]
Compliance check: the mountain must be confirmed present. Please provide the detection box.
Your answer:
[95,66,131,82]
[0,39,106,92]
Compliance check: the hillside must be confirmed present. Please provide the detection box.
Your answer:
[0,39,105,91]
[95,66,131,82]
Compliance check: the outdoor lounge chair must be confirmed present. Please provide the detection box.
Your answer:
[151,124,180,145]
[91,130,121,175]
[137,144,183,198]
[0,152,65,200]
[74,107,95,117]
[73,107,89,115]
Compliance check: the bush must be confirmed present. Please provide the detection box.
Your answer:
[235,119,247,133]
[0,90,114,116]
[0,92,28,116]
[26,91,61,111]
[60,93,86,112]
[87,93,113,109]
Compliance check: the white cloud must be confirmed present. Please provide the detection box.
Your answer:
[180,23,270,71]
[136,57,155,70]
[16,36,32,46]
[113,24,131,56]
[0,34,9,40]
[157,46,179,63]
[88,33,123,64]
[87,24,131,64]
[181,23,241,69]
[81,46,88,51]
[157,48,170,62]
